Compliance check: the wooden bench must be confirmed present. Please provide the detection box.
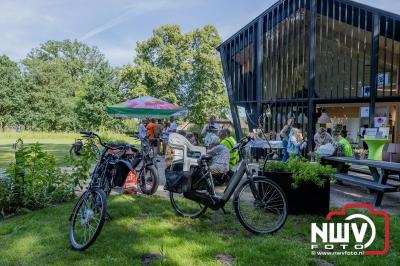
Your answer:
[333,173,397,192]
[349,167,400,181]
[323,156,400,206]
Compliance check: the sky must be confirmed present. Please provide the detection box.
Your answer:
[1,0,400,66]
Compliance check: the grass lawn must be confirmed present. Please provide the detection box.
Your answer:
[0,131,138,168]
[0,195,399,266]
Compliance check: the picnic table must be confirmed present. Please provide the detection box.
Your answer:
[322,156,400,206]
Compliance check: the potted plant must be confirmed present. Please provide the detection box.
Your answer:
[260,157,336,215]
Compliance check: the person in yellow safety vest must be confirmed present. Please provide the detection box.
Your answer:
[219,129,239,170]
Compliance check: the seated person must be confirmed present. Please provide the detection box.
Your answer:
[332,130,352,157]
[329,130,353,173]
[190,132,200,146]
[206,135,230,175]
[219,129,239,170]
[314,127,332,148]
[186,132,201,146]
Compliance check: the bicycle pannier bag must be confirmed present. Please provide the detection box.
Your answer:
[164,169,192,193]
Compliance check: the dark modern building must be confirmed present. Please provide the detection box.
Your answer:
[218,0,400,148]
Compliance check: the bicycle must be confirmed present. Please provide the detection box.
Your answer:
[166,135,288,234]
[134,137,159,195]
[70,137,101,159]
[69,131,159,251]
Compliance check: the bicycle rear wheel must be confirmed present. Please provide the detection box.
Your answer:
[169,191,207,218]
[69,188,107,251]
[233,177,288,234]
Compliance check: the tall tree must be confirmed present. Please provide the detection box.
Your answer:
[76,67,121,130]
[22,40,121,131]
[22,59,78,130]
[120,24,228,125]
[0,55,25,129]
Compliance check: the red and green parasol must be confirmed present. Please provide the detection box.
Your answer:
[107,96,186,118]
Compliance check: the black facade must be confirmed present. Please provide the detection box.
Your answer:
[218,0,400,148]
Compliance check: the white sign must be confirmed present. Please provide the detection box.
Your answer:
[365,128,378,138]
[360,107,369,118]
[378,127,390,139]
[377,73,390,87]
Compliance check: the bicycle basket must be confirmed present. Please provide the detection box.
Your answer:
[164,169,192,194]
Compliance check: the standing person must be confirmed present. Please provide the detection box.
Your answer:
[162,121,171,154]
[219,129,239,170]
[146,118,157,155]
[169,117,177,133]
[138,118,148,141]
[314,127,332,148]
[280,118,294,161]
[156,119,164,155]
[201,115,222,146]
[287,128,307,157]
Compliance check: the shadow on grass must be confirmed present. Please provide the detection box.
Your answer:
[0,194,399,265]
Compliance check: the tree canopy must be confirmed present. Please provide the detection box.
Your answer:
[1,40,122,131]
[0,24,229,131]
[0,55,25,128]
[120,24,228,125]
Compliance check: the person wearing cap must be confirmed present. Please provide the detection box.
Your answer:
[201,115,222,146]
[314,127,332,148]
[332,130,352,157]
[206,135,230,175]
[219,129,239,170]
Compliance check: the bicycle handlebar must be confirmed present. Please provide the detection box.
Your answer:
[79,131,138,152]
[79,131,105,147]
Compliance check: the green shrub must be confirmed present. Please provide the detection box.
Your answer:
[263,160,288,173]
[287,157,336,189]
[0,141,90,217]
[65,139,99,191]
[262,157,336,189]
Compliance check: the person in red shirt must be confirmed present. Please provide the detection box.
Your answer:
[146,118,158,154]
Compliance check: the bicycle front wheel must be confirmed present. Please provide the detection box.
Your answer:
[233,177,288,234]
[138,165,159,195]
[69,188,107,251]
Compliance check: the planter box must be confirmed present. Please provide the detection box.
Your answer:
[259,170,330,215]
